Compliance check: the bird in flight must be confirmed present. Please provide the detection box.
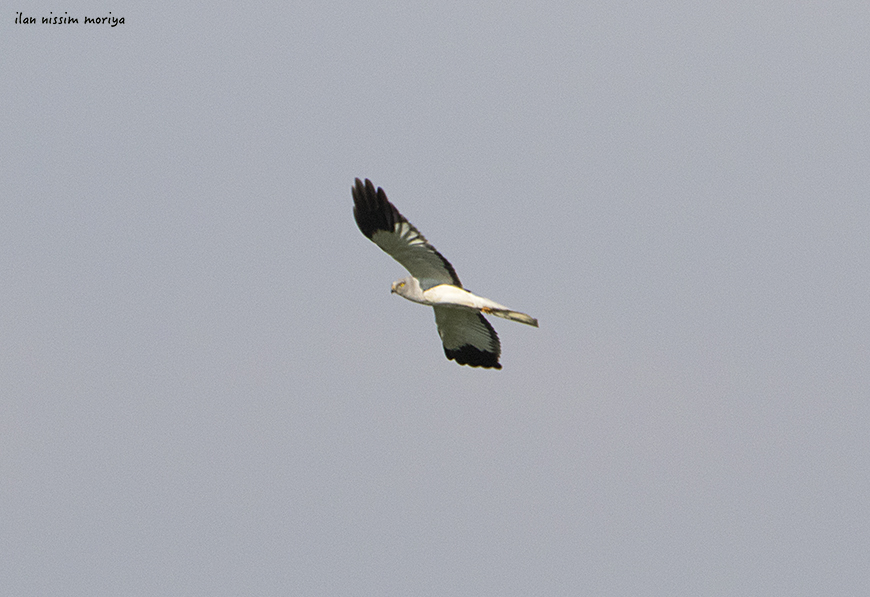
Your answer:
[352,178,537,369]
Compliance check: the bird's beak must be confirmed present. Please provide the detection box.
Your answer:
[390,282,397,294]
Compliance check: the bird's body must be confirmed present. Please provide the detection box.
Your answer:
[392,277,538,327]
[352,178,537,369]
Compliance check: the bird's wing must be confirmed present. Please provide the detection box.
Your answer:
[433,306,501,369]
[353,178,461,290]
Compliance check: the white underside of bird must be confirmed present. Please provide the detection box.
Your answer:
[391,276,538,327]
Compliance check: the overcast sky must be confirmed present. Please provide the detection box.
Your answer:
[2,2,868,595]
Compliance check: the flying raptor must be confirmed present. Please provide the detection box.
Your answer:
[352,178,537,369]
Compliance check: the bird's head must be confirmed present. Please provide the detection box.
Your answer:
[391,276,424,302]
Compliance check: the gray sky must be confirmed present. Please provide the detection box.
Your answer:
[2,2,868,595]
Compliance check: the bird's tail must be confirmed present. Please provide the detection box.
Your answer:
[483,307,539,327]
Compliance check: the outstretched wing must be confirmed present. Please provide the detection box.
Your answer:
[352,178,461,290]
[433,306,502,369]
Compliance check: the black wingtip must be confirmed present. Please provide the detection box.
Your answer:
[444,344,503,369]
[352,178,404,239]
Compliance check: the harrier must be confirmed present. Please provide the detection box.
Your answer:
[352,178,537,369]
